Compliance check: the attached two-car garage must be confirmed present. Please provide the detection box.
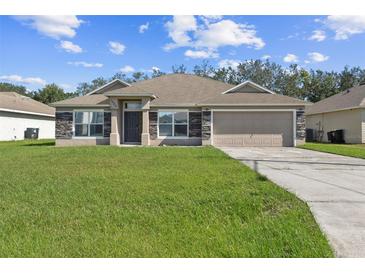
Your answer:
[212,111,295,147]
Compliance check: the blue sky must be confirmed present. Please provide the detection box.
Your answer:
[0,15,364,92]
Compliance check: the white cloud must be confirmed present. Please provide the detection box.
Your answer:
[108,41,126,55]
[14,16,83,39]
[59,40,82,53]
[307,52,329,63]
[119,65,135,73]
[184,49,218,59]
[139,22,150,33]
[201,15,223,20]
[200,15,223,25]
[0,74,46,85]
[261,55,271,60]
[142,66,161,73]
[195,20,265,50]
[283,53,299,63]
[67,61,103,68]
[308,30,326,42]
[218,59,240,69]
[164,15,197,50]
[323,15,365,40]
[164,16,265,54]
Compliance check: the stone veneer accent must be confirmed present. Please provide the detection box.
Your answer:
[103,112,111,138]
[296,109,305,141]
[55,112,73,139]
[189,112,202,137]
[202,111,211,140]
[149,112,158,140]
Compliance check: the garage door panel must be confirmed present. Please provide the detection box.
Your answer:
[213,112,293,147]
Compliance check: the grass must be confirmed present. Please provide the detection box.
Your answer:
[0,140,333,257]
[298,142,365,159]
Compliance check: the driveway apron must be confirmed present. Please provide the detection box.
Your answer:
[219,147,365,258]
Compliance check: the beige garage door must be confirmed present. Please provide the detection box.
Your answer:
[213,111,294,147]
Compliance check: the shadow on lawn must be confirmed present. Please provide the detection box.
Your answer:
[23,141,55,147]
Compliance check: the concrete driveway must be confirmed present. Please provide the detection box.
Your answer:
[219,147,365,258]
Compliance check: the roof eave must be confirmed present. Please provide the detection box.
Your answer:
[53,104,110,108]
[306,105,364,116]
[198,102,309,107]
[0,107,55,117]
[104,92,157,99]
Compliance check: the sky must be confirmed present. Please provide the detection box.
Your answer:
[0,15,364,92]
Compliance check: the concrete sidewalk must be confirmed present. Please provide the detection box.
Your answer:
[219,147,365,258]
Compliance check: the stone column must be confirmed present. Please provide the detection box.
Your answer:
[141,97,150,146]
[109,97,120,146]
[296,109,306,146]
[202,110,212,146]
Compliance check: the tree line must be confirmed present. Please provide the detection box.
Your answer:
[1,60,365,105]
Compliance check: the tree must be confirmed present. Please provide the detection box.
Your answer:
[32,84,75,104]
[73,60,365,103]
[110,72,129,82]
[151,68,165,78]
[193,61,214,78]
[131,72,149,82]
[0,82,27,95]
[172,64,187,74]
[76,77,108,96]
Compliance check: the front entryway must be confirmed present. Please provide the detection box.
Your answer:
[124,111,142,143]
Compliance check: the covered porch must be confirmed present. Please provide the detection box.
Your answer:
[106,91,156,146]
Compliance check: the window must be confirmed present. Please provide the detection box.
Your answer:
[74,111,104,137]
[158,111,188,137]
[124,101,142,110]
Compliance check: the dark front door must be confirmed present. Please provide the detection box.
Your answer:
[124,111,142,143]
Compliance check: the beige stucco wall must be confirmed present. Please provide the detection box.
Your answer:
[306,108,363,143]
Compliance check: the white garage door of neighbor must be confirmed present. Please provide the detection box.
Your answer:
[213,111,294,147]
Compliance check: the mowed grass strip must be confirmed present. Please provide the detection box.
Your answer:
[0,140,333,257]
[298,142,365,159]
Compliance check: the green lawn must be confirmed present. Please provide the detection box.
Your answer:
[0,140,333,257]
[298,142,365,159]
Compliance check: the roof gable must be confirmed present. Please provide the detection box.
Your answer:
[86,79,130,95]
[222,81,275,94]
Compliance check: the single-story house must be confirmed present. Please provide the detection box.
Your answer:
[52,74,308,147]
[306,83,365,143]
[0,92,55,141]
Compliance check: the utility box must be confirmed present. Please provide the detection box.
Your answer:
[24,128,39,139]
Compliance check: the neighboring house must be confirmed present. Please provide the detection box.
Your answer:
[306,83,365,144]
[0,92,55,141]
[52,74,308,147]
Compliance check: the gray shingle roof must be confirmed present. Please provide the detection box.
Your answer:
[51,94,109,107]
[0,92,55,117]
[306,85,365,115]
[52,74,308,107]
[199,92,310,106]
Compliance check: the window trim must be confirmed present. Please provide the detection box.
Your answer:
[124,101,142,112]
[73,110,105,138]
[157,110,189,139]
